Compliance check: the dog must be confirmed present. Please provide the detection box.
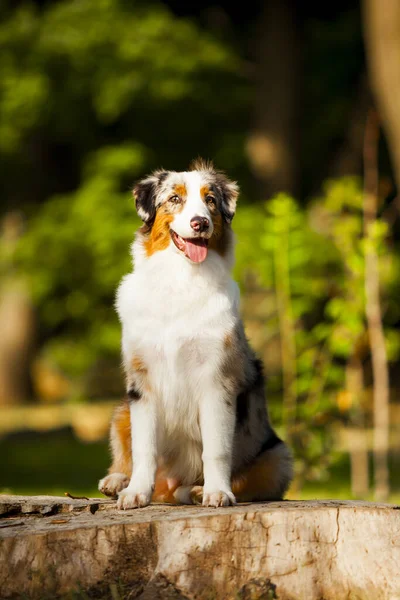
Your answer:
[99,159,293,509]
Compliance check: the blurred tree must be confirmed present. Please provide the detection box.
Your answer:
[246,0,300,198]
[166,0,366,198]
[0,0,368,215]
[0,213,35,405]
[363,0,400,190]
[363,111,390,502]
[18,144,144,398]
[314,178,371,496]
[0,0,247,214]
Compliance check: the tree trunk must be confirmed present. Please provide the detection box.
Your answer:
[363,0,400,189]
[0,212,35,405]
[0,284,35,405]
[346,356,369,498]
[246,0,299,199]
[363,110,390,502]
[2,496,400,600]
[328,77,370,180]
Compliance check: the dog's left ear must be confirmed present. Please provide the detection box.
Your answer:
[215,173,239,223]
[133,171,167,225]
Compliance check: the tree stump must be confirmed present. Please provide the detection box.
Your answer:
[1,495,399,599]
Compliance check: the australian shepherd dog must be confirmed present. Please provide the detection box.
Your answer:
[99,159,293,509]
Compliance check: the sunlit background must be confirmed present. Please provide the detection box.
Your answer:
[1,0,400,503]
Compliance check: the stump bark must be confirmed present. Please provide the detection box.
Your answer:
[1,495,399,599]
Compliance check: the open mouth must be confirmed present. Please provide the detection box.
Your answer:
[170,230,209,263]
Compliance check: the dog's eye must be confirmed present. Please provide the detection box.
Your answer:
[205,195,216,207]
[169,195,181,204]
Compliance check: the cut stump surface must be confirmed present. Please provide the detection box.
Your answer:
[1,495,399,599]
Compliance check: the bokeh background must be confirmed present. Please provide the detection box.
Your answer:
[1,0,400,503]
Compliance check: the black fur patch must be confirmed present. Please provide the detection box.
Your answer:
[212,172,237,223]
[134,171,168,226]
[157,170,169,186]
[127,385,141,401]
[134,179,156,225]
[236,390,249,425]
[235,358,265,427]
[253,358,264,388]
[255,431,283,457]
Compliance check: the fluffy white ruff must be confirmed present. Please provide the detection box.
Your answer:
[116,229,239,508]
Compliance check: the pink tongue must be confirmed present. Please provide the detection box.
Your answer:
[185,239,208,263]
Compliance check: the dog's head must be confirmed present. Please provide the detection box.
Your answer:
[133,159,239,263]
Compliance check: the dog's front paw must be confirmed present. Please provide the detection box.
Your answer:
[117,486,152,510]
[202,489,236,507]
[98,473,130,497]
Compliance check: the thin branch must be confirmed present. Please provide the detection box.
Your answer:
[363,109,390,502]
[274,219,297,441]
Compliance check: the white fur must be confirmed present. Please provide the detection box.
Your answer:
[116,173,240,508]
[170,171,214,239]
[199,389,237,506]
[117,399,158,509]
[98,472,129,497]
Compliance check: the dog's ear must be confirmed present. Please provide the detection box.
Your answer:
[133,171,168,225]
[215,173,239,224]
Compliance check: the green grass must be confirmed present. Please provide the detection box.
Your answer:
[1,429,109,497]
[1,429,400,503]
[288,450,400,504]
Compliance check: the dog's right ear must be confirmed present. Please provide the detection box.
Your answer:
[133,171,168,225]
[133,175,158,225]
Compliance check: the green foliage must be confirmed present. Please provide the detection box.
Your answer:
[315,177,400,363]
[234,177,399,483]
[235,193,338,481]
[0,0,247,210]
[17,143,144,381]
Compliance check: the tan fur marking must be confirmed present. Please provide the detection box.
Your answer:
[189,485,203,504]
[200,184,210,199]
[224,333,233,349]
[130,355,152,395]
[231,444,290,501]
[108,401,132,477]
[152,467,181,504]
[221,327,246,393]
[131,355,147,374]
[208,212,230,257]
[144,207,173,257]
[174,183,187,198]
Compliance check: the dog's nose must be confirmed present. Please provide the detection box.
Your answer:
[190,216,210,233]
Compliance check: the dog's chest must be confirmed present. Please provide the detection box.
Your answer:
[118,265,238,435]
[133,288,232,393]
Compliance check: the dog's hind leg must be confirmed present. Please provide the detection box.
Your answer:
[173,485,204,505]
[98,401,132,497]
[172,443,293,504]
[231,441,293,502]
